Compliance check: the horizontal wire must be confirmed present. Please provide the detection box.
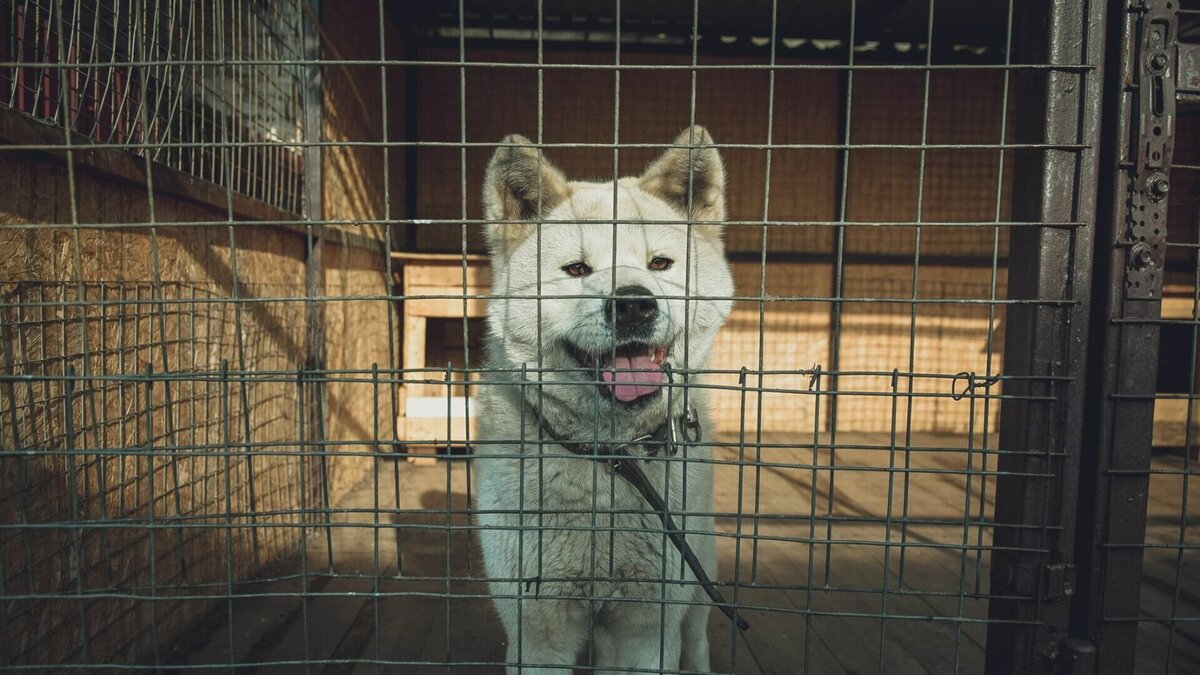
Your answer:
[0,139,1090,151]
[0,292,1077,307]
[0,58,1096,71]
[0,218,1086,229]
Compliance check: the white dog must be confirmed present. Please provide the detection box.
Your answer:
[475,126,735,673]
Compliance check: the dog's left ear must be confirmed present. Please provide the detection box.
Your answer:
[638,125,726,242]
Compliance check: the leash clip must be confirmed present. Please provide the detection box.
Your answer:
[681,406,702,444]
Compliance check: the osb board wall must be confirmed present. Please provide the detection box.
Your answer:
[835,264,1007,436]
[844,68,1014,258]
[321,0,407,247]
[708,262,832,435]
[705,261,1004,436]
[322,241,396,491]
[319,0,406,492]
[412,48,840,254]
[0,151,389,665]
[408,48,1012,260]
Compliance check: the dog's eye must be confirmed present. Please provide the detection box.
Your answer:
[648,256,674,272]
[562,261,592,278]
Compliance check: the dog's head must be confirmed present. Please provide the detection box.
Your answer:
[483,126,734,423]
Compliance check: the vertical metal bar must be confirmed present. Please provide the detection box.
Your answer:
[681,0,703,665]
[452,0,470,662]
[824,0,857,587]
[984,0,1106,672]
[896,0,939,593]
[443,361,453,664]
[1071,2,1178,673]
[301,0,330,571]
[957,374,980,671]
[525,0,540,665]
[220,359,237,664]
[62,365,91,665]
[974,0,1019,599]
[879,369,901,672]
[94,283,113,585]
[731,368,750,667]
[370,0,404,579]
[371,363,382,667]
[597,0,617,660]
[516,363,528,670]
[117,284,130,526]
[748,0,780,587]
[143,364,161,666]
[451,0,476,576]
[295,365,312,668]
[804,366,822,673]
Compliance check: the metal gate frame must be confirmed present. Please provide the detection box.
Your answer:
[1075,0,1181,673]
[986,1,1187,673]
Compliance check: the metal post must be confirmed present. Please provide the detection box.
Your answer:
[985,0,1107,672]
[302,0,326,513]
[1072,1,1179,672]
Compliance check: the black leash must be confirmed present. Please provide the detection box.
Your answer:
[528,403,750,632]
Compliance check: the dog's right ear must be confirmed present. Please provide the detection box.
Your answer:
[483,134,570,253]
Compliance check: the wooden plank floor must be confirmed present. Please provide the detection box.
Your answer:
[171,433,1198,674]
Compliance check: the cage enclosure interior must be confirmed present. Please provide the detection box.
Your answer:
[1,0,1199,673]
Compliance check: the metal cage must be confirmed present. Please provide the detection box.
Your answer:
[1,0,1198,673]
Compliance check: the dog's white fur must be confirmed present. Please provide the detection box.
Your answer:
[475,127,734,673]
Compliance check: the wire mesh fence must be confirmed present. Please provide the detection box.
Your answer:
[0,0,1197,673]
[2,0,307,213]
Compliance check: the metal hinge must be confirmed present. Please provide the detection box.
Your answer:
[1125,0,1177,299]
[1043,562,1075,601]
[1054,638,1098,674]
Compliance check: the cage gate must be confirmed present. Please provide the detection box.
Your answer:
[1,0,1199,673]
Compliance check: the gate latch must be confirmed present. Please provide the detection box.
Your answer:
[1043,562,1075,601]
[1125,0,1177,299]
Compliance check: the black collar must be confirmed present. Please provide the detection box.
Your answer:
[521,401,749,632]
[530,407,698,461]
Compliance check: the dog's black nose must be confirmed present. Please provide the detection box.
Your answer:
[605,285,659,332]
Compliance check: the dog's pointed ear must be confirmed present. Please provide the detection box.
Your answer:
[638,125,726,241]
[483,134,570,253]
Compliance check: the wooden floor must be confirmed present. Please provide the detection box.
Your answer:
[170,434,1199,674]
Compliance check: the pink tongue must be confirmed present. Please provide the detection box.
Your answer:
[599,355,665,402]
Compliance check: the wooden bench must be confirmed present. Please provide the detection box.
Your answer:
[393,252,490,463]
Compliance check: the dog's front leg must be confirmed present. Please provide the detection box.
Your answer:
[678,601,712,672]
[592,604,684,674]
[501,596,587,675]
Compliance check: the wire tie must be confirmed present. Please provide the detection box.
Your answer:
[523,576,542,595]
[951,371,975,401]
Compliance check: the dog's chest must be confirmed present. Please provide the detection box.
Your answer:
[476,450,688,583]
